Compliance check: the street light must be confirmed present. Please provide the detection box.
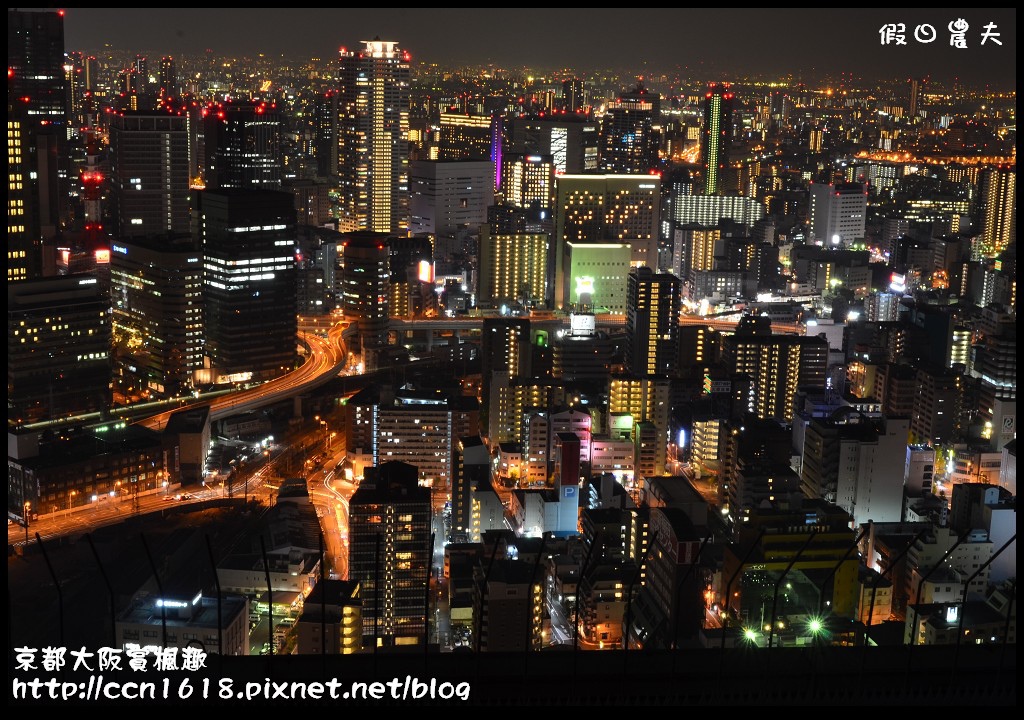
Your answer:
[68,489,77,516]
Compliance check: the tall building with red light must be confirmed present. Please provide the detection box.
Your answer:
[337,40,410,234]
[701,83,734,195]
[203,101,282,189]
[600,83,659,175]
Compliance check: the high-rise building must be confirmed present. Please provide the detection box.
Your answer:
[438,111,494,161]
[701,83,734,195]
[554,175,660,299]
[600,83,659,174]
[196,189,297,384]
[799,413,909,526]
[909,366,961,447]
[481,317,532,438]
[907,77,925,118]
[478,227,548,307]
[809,182,868,245]
[451,436,490,544]
[625,267,679,376]
[8,10,68,278]
[608,375,670,476]
[337,40,410,234]
[110,235,203,400]
[979,167,1015,255]
[508,114,600,175]
[314,91,338,179]
[340,232,391,355]
[348,461,431,647]
[721,316,828,422]
[158,56,177,96]
[8,275,111,424]
[203,101,282,190]
[109,112,191,239]
[666,195,764,229]
[7,104,38,282]
[500,153,555,213]
[8,10,67,131]
[561,242,632,313]
[408,159,493,237]
[561,79,586,113]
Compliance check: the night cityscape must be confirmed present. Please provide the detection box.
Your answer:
[7,8,1016,706]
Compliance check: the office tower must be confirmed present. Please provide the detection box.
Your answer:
[109,112,191,239]
[348,461,431,647]
[500,153,555,213]
[979,166,1015,255]
[508,114,600,175]
[809,182,868,245]
[721,316,828,422]
[626,267,679,376]
[203,101,282,189]
[451,436,491,543]
[408,159,493,237]
[8,10,67,130]
[340,232,390,355]
[688,227,721,275]
[438,112,494,161]
[702,83,734,195]
[561,242,632,313]
[196,189,297,384]
[600,83,659,174]
[8,276,110,424]
[109,235,202,400]
[337,40,410,234]
[493,380,566,446]
[554,174,660,301]
[8,10,67,278]
[722,499,860,630]
[472,559,544,651]
[478,226,548,306]
[608,375,670,476]
[314,91,338,179]
[158,56,177,96]
[562,78,586,112]
[800,414,909,526]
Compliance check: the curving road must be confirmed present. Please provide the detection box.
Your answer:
[138,325,347,431]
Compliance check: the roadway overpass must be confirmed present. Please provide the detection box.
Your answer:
[390,313,804,335]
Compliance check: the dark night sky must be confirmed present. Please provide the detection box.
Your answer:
[34,8,1020,87]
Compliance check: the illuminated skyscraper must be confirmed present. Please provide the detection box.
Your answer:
[701,83,734,195]
[554,175,660,305]
[500,153,555,214]
[478,227,548,306]
[203,101,282,190]
[600,83,659,174]
[340,232,391,355]
[109,112,191,238]
[196,189,297,384]
[158,56,177,96]
[508,114,600,175]
[721,316,828,422]
[110,235,203,399]
[8,9,68,277]
[348,461,431,646]
[625,267,679,376]
[979,167,1015,255]
[337,40,410,234]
